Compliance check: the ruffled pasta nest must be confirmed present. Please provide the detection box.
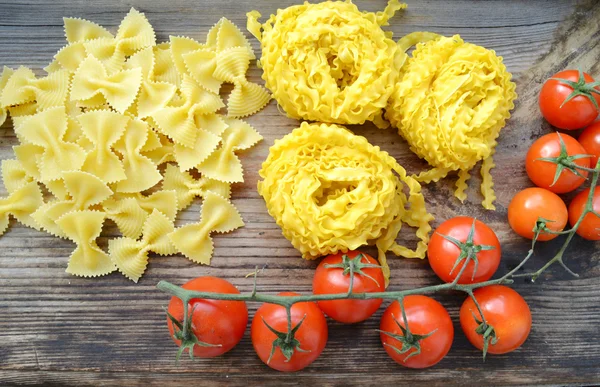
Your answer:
[247,0,405,127]
[257,122,432,284]
[386,33,517,210]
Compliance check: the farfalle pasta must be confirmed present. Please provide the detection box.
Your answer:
[257,122,433,284]
[56,210,115,277]
[386,34,517,210]
[109,209,177,282]
[0,9,263,281]
[169,192,244,265]
[247,0,404,127]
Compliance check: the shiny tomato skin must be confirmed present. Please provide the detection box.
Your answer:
[525,133,590,193]
[508,187,568,241]
[460,285,531,355]
[428,216,501,284]
[313,251,384,324]
[251,292,328,372]
[380,296,454,369]
[578,121,600,168]
[539,70,600,130]
[568,188,600,240]
[167,276,248,358]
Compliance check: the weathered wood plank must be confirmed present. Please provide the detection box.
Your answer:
[1,0,600,386]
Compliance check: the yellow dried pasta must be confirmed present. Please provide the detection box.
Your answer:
[386,34,517,210]
[257,122,433,284]
[247,0,405,127]
[169,192,244,265]
[109,209,177,282]
[56,210,115,277]
[0,9,263,281]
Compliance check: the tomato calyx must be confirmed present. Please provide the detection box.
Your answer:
[165,305,222,361]
[323,253,382,291]
[471,310,498,361]
[437,219,496,282]
[378,298,437,362]
[261,314,311,364]
[551,69,600,112]
[536,132,591,186]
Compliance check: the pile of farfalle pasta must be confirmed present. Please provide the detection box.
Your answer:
[0,9,270,281]
[248,0,517,210]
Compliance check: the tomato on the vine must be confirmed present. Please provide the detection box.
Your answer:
[427,216,501,284]
[460,285,531,355]
[578,121,600,168]
[508,187,568,241]
[251,292,328,372]
[379,295,453,369]
[525,132,590,193]
[313,250,384,324]
[539,70,600,130]
[166,276,248,358]
[568,188,600,240]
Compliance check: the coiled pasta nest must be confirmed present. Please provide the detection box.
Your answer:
[386,33,517,209]
[257,122,433,284]
[247,0,406,128]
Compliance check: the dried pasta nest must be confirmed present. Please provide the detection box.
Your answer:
[247,0,406,128]
[257,122,433,284]
[386,33,517,210]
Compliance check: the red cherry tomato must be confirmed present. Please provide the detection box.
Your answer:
[539,70,600,130]
[379,296,454,369]
[313,250,384,324]
[508,187,568,241]
[251,292,328,372]
[428,216,501,284]
[460,285,531,355]
[525,132,590,193]
[578,121,600,168]
[568,188,600,240]
[166,277,248,358]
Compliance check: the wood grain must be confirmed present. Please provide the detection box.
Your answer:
[1,0,600,386]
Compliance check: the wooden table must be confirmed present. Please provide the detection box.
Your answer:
[1,0,599,385]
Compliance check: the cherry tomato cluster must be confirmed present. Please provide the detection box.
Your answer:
[509,69,600,241]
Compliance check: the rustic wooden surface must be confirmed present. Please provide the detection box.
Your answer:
[1,0,600,386]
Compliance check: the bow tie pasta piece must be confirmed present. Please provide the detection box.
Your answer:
[54,18,114,72]
[213,47,270,118]
[257,122,432,284]
[1,159,34,193]
[163,163,231,210]
[125,47,177,118]
[182,49,222,94]
[70,55,143,114]
[115,189,179,221]
[246,0,405,127]
[172,113,228,171]
[0,66,14,126]
[15,106,87,182]
[109,209,176,282]
[149,75,224,148]
[197,117,262,183]
[0,67,70,110]
[385,34,517,210]
[102,196,148,239]
[77,110,128,183]
[169,192,243,265]
[32,171,113,237]
[0,181,44,235]
[113,118,162,192]
[55,210,115,277]
[206,17,255,58]
[81,8,156,74]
